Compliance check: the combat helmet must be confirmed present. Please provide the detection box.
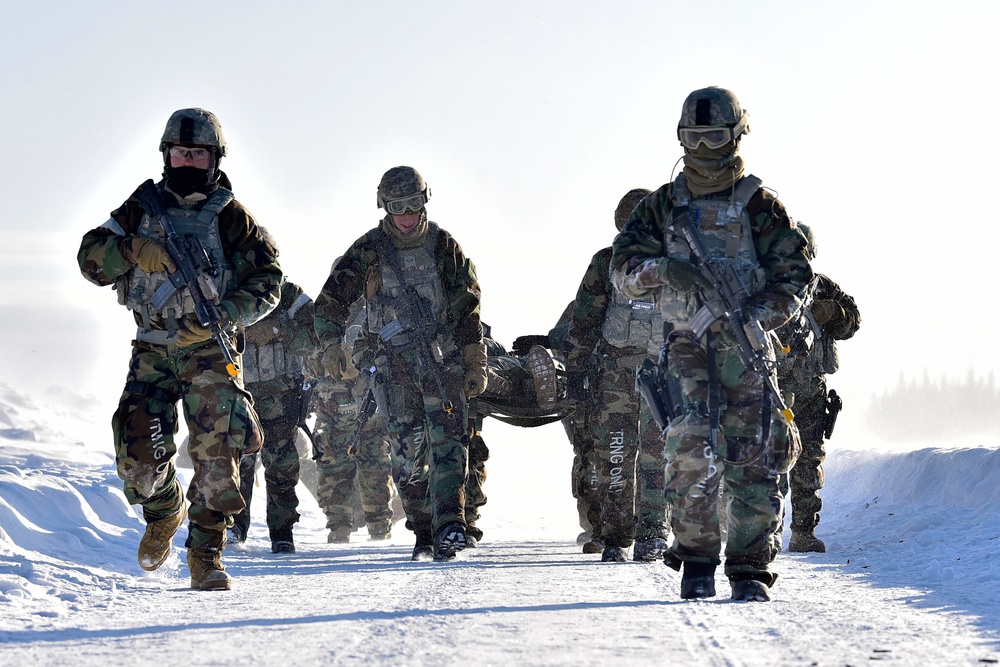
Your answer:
[377,166,431,214]
[614,188,652,231]
[159,108,227,156]
[676,87,750,150]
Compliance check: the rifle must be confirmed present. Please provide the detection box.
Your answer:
[298,377,316,439]
[671,209,794,425]
[371,230,455,417]
[348,366,379,456]
[823,388,843,439]
[139,179,240,379]
[635,358,673,431]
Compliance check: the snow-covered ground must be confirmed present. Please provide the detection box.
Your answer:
[1,381,999,666]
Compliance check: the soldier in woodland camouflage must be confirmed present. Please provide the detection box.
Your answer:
[611,88,812,602]
[77,108,281,590]
[565,188,669,563]
[310,296,395,544]
[774,224,860,553]
[314,166,486,561]
[232,280,316,554]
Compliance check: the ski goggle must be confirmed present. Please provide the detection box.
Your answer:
[382,192,428,215]
[677,113,749,150]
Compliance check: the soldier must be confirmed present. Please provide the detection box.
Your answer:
[311,297,395,544]
[314,166,486,561]
[611,87,812,601]
[77,108,281,590]
[565,188,669,563]
[232,280,316,554]
[775,224,860,553]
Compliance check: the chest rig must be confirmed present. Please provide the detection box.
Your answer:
[242,290,312,384]
[658,174,766,330]
[117,186,236,331]
[600,287,664,356]
[366,223,446,346]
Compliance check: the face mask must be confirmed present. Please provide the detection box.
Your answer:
[166,166,212,197]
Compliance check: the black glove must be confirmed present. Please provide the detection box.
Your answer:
[512,334,550,358]
[566,370,589,403]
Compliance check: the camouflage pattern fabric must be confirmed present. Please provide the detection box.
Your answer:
[775,273,861,535]
[233,376,303,537]
[314,217,481,537]
[562,412,601,535]
[311,375,394,535]
[80,176,281,553]
[466,414,489,528]
[111,342,264,549]
[662,333,796,578]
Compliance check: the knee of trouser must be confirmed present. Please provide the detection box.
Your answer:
[113,390,179,501]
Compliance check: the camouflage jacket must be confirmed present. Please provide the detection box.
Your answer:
[77,176,282,330]
[314,217,482,355]
[609,176,812,333]
[776,273,860,382]
[243,280,318,386]
[566,247,660,365]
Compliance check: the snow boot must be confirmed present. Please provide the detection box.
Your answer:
[465,524,483,548]
[433,523,467,561]
[138,504,186,572]
[680,561,717,600]
[527,345,559,408]
[789,529,826,553]
[601,546,627,562]
[633,537,668,562]
[187,546,231,591]
[368,521,392,541]
[412,531,434,561]
[730,575,772,602]
[270,528,295,554]
[582,538,605,554]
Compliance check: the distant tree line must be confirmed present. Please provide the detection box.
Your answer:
[864,370,1000,441]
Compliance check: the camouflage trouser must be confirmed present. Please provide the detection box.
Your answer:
[591,355,668,548]
[377,346,469,537]
[234,377,302,538]
[563,411,600,536]
[311,376,394,535]
[111,341,263,550]
[466,414,489,527]
[663,332,795,581]
[782,374,827,533]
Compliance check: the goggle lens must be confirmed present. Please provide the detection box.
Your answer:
[678,127,732,150]
[384,193,427,215]
[168,146,212,160]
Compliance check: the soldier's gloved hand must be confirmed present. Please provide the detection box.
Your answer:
[176,316,214,347]
[811,299,841,325]
[658,258,712,294]
[321,344,351,380]
[462,343,488,398]
[121,237,176,273]
[512,335,549,358]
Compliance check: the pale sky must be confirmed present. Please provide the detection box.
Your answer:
[2,1,997,437]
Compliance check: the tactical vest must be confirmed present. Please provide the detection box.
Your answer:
[600,288,664,356]
[776,276,839,380]
[658,174,767,329]
[116,186,236,326]
[242,291,311,384]
[366,224,447,345]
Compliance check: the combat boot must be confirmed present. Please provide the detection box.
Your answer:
[328,526,351,544]
[789,529,826,553]
[187,547,231,591]
[730,575,772,602]
[270,528,295,554]
[679,561,716,600]
[601,546,627,562]
[633,537,669,562]
[527,345,559,408]
[582,538,605,554]
[465,524,483,548]
[368,522,392,541]
[433,523,467,561]
[412,531,434,561]
[138,504,187,572]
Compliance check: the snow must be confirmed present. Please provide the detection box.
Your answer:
[1,381,999,666]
